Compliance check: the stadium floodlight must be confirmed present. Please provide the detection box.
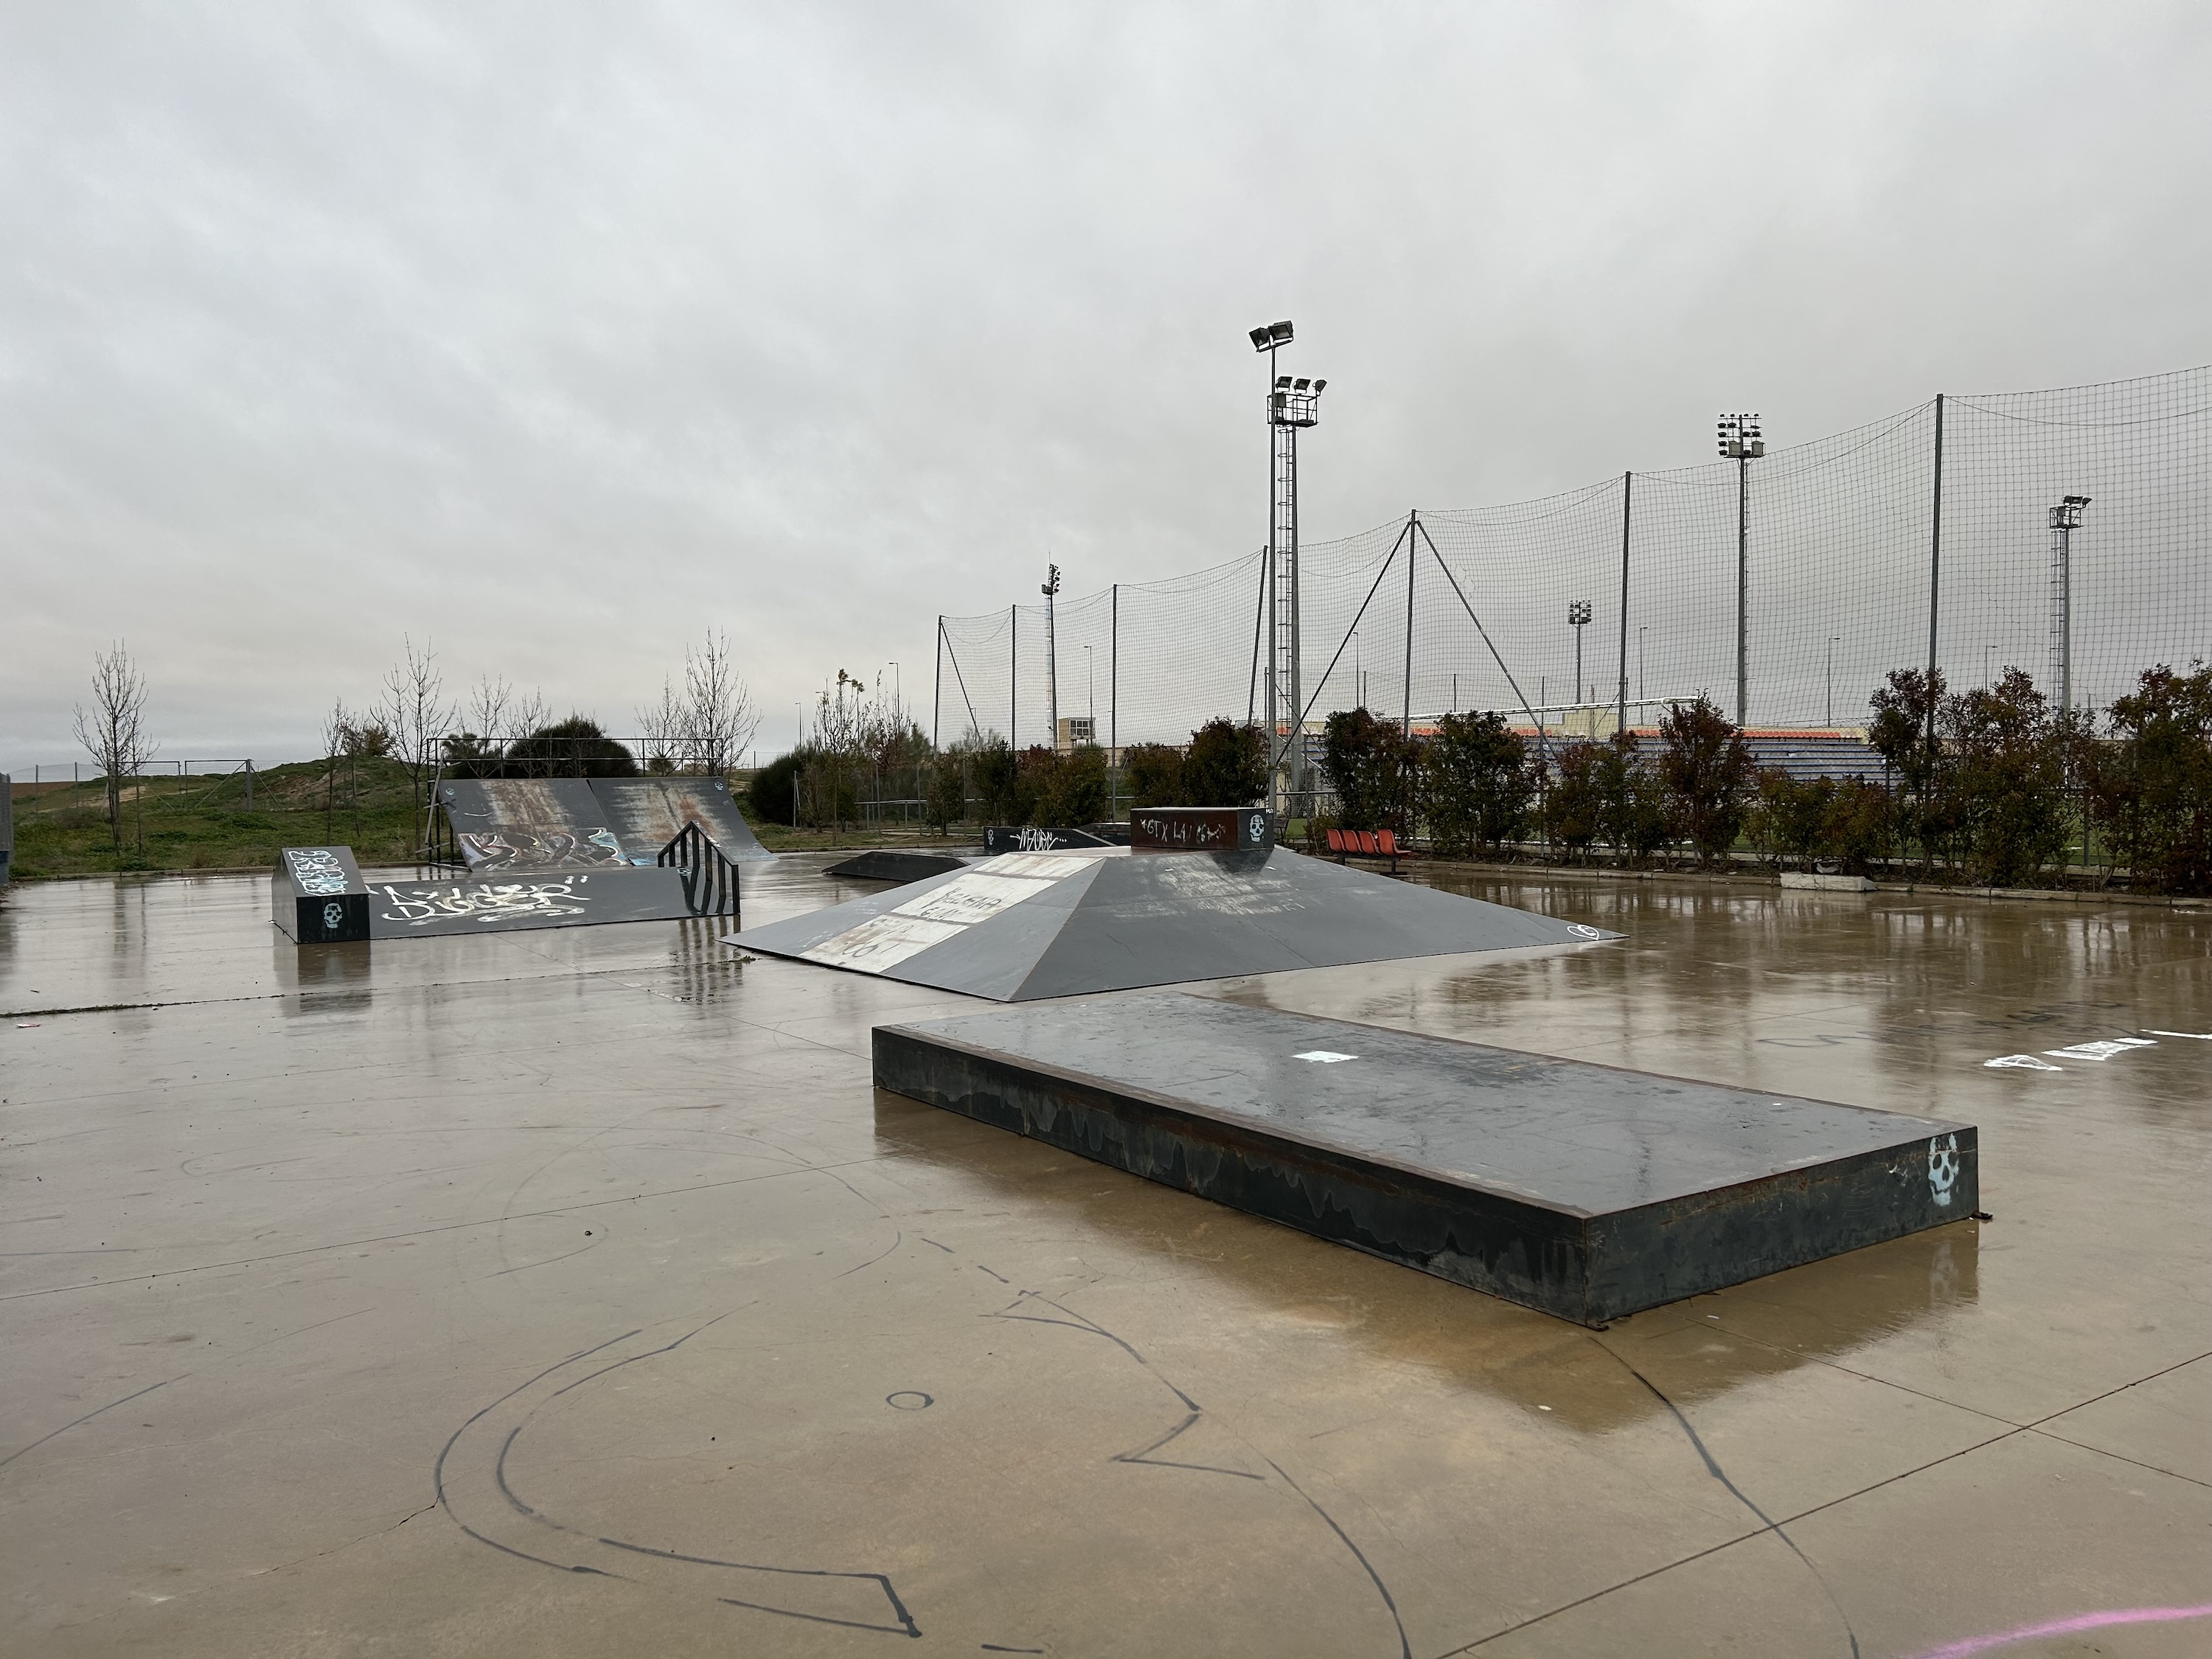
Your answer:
[1312,379,1326,393]
[1276,375,1293,389]
[1251,319,1293,351]
[1719,411,1766,725]
[1249,326,1273,350]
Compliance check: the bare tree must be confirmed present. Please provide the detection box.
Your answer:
[72,641,155,849]
[380,636,454,851]
[319,698,350,840]
[466,674,514,747]
[509,687,549,742]
[683,629,759,776]
[636,675,686,771]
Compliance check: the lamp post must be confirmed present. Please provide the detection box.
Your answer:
[1717,413,1765,726]
[1637,625,1648,706]
[1826,636,1839,728]
[1250,319,1324,812]
[1568,600,1592,710]
[2049,495,2090,714]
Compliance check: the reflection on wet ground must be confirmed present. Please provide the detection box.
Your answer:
[2,855,2207,1658]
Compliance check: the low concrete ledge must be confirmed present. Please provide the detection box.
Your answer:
[1781,872,1877,891]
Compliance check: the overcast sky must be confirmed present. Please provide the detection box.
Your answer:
[4,1,2208,768]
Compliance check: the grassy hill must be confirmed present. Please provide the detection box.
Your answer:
[8,758,427,880]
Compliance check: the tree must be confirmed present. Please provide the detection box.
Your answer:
[1124,743,1186,809]
[1658,695,1753,866]
[968,737,1020,824]
[1943,668,2073,886]
[1597,729,1670,863]
[1868,667,1957,877]
[1543,744,1604,861]
[2084,661,2212,894]
[1422,711,1533,858]
[1183,718,1267,807]
[380,636,454,851]
[683,628,760,775]
[1033,745,1110,827]
[72,641,154,850]
[1321,708,1419,832]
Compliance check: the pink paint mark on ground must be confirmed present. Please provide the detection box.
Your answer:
[1912,1603,2212,1659]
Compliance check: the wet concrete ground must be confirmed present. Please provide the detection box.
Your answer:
[1,858,2207,1658]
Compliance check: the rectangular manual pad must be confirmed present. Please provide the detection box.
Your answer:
[873,995,1978,1325]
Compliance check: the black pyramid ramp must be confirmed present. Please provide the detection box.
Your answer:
[727,846,1615,1000]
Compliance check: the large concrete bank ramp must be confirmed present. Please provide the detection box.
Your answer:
[439,776,769,871]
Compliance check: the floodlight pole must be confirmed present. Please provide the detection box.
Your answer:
[1718,414,1764,727]
[1042,563,1061,749]
[1251,320,1321,815]
[2049,495,2090,714]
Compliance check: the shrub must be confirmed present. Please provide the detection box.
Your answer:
[1748,768,1825,868]
[1422,711,1533,858]
[1032,744,1110,827]
[1124,743,1186,809]
[750,751,801,824]
[1821,779,1895,874]
[1183,718,1267,807]
[1658,695,1753,865]
[502,716,640,779]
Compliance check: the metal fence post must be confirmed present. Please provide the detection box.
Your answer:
[1402,509,1416,738]
[1926,393,1947,754]
[1109,582,1119,816]
[1618,476,1632,737]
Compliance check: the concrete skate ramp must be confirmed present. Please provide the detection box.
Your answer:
[729,846,1615,1001]
[588,776,772,862]
[875,995,1978,1324]
[439,779,629,871]
[439,776,771,871]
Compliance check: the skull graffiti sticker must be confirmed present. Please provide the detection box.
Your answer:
[1927,1133,1961,1208]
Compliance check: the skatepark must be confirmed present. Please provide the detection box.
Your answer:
[3,835,2205,1658]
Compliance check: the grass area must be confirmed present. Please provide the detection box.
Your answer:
[9,758,430,880]
[6,761,972,880]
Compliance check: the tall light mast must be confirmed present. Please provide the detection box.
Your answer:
[1248,319,1324,811]
[1717,413,1765,726]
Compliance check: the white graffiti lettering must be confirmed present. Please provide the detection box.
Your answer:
[286,848,352,896]
[377,881,592,927]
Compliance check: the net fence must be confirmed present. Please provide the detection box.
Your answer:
[933,364,2211,748]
